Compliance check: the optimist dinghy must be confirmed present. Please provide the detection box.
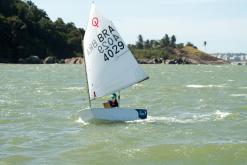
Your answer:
[82,3,149,121]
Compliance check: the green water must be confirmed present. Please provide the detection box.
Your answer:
[0,64,247,165]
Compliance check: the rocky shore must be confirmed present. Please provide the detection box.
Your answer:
[15,55,227,65]
[137,57,227,64]
[18,56,84,64]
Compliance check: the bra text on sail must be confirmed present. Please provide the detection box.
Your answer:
[86,25,125,62]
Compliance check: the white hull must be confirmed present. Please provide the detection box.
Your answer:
[91,108,147,121]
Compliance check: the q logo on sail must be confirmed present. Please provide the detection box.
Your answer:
[92,17,99,28]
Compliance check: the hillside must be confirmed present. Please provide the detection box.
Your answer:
[178,46,227,64]
[131,46,227,64]
[129,34,227,64]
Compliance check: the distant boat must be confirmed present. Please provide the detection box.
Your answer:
[82,3,149,121]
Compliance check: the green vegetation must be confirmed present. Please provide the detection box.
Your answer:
[129,34,200,59]
[0,0,84,63]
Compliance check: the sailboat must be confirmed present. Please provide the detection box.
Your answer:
[82,3,149,121]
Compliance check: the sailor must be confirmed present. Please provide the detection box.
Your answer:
[108,93,119,108]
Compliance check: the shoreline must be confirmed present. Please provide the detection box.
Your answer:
[0,56,232,65]
[0,57,231,65]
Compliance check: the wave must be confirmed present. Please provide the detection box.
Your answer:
[63,87,84,90]
[230,94,247,97]
[132,84,144,89]
[133,84,144,87]
[214,110,232,119]
[126,116,202,124]
[0,99,17,105]
[186,84,226,88]
[126,110,232,124]
[0,99,8,104]
[75,109,232,125]
[75,117,89,126]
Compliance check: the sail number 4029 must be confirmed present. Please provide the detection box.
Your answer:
[97,36,125,61]
[103,41,124,61]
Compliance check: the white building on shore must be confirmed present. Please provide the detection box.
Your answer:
[212,53,247,62]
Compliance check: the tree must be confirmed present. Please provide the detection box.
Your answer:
[136,34,144,49]
[26,0,48,21]
[160,34,170,47]
[186,42,197,49]
[186,42,194,47]
[170,35,176,47]
[55,18,66,32]
[176,43,184,49]
[0,0,16,17]
[144,39,150,49]
[150,40,160,48]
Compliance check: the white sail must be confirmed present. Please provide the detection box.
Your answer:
[83,4,148,100]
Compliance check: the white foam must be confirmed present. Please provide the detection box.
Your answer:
[214,110,232,120]
[186,85,205,88]
[64,87,84,90]
[228,80,235,82]
[230,94,247,97]
[126,110,232,124]
[124,148,141,157]
[186,84,226,88]
[75,117,89,126]
[126,115,209,124]
[132,84,144,88]
[0,99,12,105]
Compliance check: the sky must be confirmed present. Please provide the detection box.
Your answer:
[31,0,247,53]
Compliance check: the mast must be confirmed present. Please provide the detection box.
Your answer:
[81,35,92,109]
[118,91,120,107]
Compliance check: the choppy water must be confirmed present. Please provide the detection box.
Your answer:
[0,64,247,165]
